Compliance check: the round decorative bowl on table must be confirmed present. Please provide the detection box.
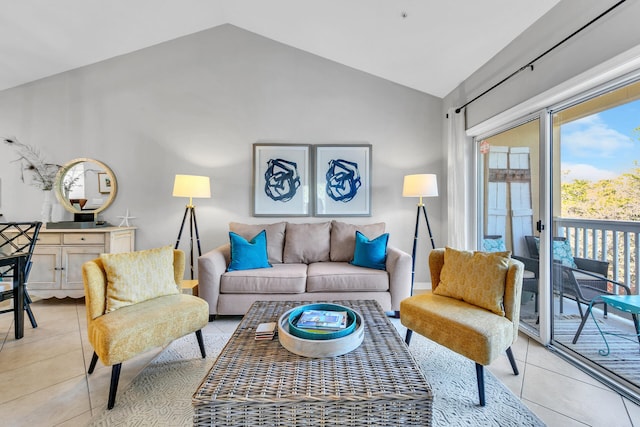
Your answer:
[278,303,364,358]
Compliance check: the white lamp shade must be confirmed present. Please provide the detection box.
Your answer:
[172,174,211,198]
[402,174,438,197]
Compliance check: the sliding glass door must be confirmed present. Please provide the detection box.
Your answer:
[477,117,542,336]
[549,79,640,397]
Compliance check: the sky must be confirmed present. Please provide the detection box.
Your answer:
[560,99,640,183]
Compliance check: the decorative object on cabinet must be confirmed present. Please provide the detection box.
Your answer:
[253,143,311,217]
[173,174,211,279]
[117,209,136,227]
[0,221,43,329]
[11,226,136,298]
[402,174,438,295]
[53,158,118,223]
[314,144,371,217]
[3,138,61,191]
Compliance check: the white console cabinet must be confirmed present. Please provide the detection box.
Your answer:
[25,226,136,298]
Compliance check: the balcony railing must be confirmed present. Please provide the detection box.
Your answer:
[554,217,640,294]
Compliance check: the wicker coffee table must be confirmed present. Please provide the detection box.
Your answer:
[193,300,433,426]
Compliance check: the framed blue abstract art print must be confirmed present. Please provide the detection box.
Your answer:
[314,144,371,217]
[253,143,311,216]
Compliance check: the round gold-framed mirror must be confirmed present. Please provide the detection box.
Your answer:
[54,158,117,215]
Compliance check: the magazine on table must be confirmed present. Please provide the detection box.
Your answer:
[296,310,348,330]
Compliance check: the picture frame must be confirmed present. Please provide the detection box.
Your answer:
[314,144,371,216]
[253,143,311,216]
[98,172,112,194]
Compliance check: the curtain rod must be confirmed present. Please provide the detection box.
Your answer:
[454,0,627,114]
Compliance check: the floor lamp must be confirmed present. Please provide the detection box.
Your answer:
[173,174,211,279]
[403,174,438,295]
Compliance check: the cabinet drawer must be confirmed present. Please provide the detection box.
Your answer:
[18,233,62,245]
[63,233,105,245]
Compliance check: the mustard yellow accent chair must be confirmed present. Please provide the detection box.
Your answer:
[83,248,209,409]
[400,248,524,406]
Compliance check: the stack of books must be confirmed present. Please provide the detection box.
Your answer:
[296,309,348,332]
[255,322,277,340]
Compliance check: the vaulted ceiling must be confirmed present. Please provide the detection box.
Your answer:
[0,0,561,98]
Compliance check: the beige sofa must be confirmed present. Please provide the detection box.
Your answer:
[198,221,412,318]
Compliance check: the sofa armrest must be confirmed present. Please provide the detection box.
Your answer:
[386,245,412,312]
[198,244,230,316]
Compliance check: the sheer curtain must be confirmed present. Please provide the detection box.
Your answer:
[446,107,474,249]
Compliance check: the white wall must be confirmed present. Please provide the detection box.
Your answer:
[0,24,443,282]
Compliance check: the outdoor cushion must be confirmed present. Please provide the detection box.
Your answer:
[482,236,507,252]
[534,236,577,268]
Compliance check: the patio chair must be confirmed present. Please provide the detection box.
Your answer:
[0,222,43,328]
[568,266,640,345]
[512,255,540,319]
[524,235,609,314]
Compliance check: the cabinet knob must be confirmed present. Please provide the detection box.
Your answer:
[80,237,85,240]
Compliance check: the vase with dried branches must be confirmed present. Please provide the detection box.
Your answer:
[3,137,62,223]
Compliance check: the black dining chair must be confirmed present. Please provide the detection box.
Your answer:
[0,222,43,328]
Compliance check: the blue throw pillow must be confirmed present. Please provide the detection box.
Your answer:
[350,231,389,271]
[228,230,272,272]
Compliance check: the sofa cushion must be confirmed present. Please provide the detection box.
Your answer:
[306,262,389,292]
[228,230,272,272]
[351,231,389,270]
[329,220,386,262]
[220,263,307,294]
[433,247,510,316]
[229,221,286,264]
[101,245,179,313]
[283,222,331,263]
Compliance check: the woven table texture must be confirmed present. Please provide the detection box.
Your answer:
[193,300,433,426]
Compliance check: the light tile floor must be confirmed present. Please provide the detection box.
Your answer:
[0,298,639,426]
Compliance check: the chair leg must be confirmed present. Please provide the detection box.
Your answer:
[23,290,37,327]
[405,329,413,345]
[196,330,206,358]
[506,347,519,375]
[475,363,486,406]
[107,363,122,410]
[575,299,584,319]
[88,352,99,374]
[572,303,594,344]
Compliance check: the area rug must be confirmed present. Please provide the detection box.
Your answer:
[89,331,545,426]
